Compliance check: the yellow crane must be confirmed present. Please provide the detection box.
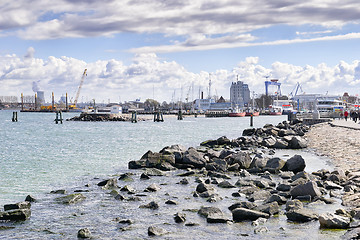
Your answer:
[69,69,87,109]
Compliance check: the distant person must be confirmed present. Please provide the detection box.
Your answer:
[344,110,349,121]
[353,111,359,123]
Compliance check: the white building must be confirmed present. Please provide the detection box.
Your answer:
[230,81,250,107]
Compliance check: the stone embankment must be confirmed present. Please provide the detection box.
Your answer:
[67,113,148,122]
[3,119,360,238]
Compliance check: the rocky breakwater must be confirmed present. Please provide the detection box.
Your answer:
[0,195,35,225]
[124,120,360,238]
[67,113,147,122]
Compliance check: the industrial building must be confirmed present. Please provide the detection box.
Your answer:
[230,80,250,107]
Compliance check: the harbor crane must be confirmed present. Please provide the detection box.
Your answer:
[70,69,87,109]
[289,82,304,99]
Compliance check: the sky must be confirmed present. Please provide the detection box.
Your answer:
[1,0,360,103]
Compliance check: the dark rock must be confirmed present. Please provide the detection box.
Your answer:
[185,222,200,227]
[286,209,318,222]
[265,157,286,171]
[200,139,218,147]
[118,173,134,182]
[181,147,206,168]
[289,136,307,149]
[218,180,236,188]
[50,189,67,194]
[179,178,189,185]
[343,227,360,239]
[206,212,229,223]
[290,181,322,199]
[253,179,270,189]
[139,201,159,210]
[277,183,291,192]
[295,195,312,202]
[198,206,222,218]
[25,195,36,202]
[140,173,151,180]
[114,194,126,200]
[196,183,215,193]
[274,138,289,149]
[148,226,167,236]
[55,193,86,204]
[243,128,256,136]
[207,171,231,179]
[4,202,31,211]
[0,209,31,221]
[265,194,287,205]
[232,208,270,221]
[174,212,186,223]
[228,163,240,171]
[98,178,118,189]
[235,179,255,188]
[118,219,134,224]
[128,160,146,169]
[205,158,227,172]
[319,213,350,229]
[228,152,252,169]
[229,202,257,211]
[283,155,306,173]
[77,228,91,238]
[217,136,231,145]
[144,183,161,192]
[160,144,186,163]
[324,181,342,190]
[177,170,195,177]
[165,200,178,205]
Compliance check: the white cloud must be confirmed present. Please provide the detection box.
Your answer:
[1,0,360,51]
[1,50,360,102]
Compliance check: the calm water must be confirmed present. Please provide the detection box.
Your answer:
[0,110,290,206]
[0,110,343,239]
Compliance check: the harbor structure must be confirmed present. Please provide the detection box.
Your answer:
[230,80,250,107]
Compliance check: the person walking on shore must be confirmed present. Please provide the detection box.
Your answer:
[353,111,358,123]
[344,110,349,121]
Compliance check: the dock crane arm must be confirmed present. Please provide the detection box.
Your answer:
[74,69,87,106]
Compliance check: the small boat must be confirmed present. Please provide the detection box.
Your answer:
[229,112,246,117]
[269,105,282,115]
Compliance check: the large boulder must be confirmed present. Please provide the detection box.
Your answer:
[257,202,280,215]
[141,150,176,170]
[262,136,277,148]
[227,152,252,169]
[289,136,307,149]
[290,181,322,199]
[265,157,286,171]
[181,147,206,168]
[0,209,31,221]
[159,144,186,162]
[205,158,227,172]
[319,213,351,229]
[198,206,230,223]
[4,202,31,211]
[283,155,306,173]
[250,154,268,169]
[232,208,270,221]
[286,209,318,222]
[243,128,256,136]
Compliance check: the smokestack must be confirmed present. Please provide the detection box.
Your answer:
[201,91,204,99]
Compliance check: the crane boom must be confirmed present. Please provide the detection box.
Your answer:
[74,69,87,106]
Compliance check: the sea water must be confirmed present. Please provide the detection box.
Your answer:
[0,110,343,239]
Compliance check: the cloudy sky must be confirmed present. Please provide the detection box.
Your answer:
[1,0,360,103]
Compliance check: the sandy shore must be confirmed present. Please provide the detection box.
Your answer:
[305,122,360,171]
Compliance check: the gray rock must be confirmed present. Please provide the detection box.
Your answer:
[290,181,321,199]
[232,208,270,221]
[128,160,146,169]
[254,226,269,234]
[285,199,303,211]
[160,144,186,163]
[174,212,186,223]
[196,183,215,193]
[265,157,286,171]
[218,180,236,188]
[283,155,306,173]
[343,227,360,239]
[144,183,161,192]
[262,136,277,148]
[118,173,134,182]
[77,228,91,238]
[148,226,167,236]
[253,179,270,189]
[140,173,151,179]
[141,150,175,167]
[257,202,280,215]
[286,209,318,222]
[97,178,118,189]
[55,193,86,204]
[181,147,206,168]
[324,181,342,190]
[165,200,178,205]
[143,168,166,176]
[248,190,272,202]
[274,138,289,149]
[139,201,159,210]
[0,209,31,221]
[228,163,240,171]
[319,213,350,229]
[198,206,222,218]
[265,194,287,205]
[120,185,136,194]
[289,136,307,149]
[250,154,268,169]
[206,212,230,223]
[228,152,252,169]
[50,189,67,194]
[205,158,227,172]
[280,171,294,179]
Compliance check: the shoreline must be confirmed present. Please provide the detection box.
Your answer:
[2,119,360,239]
[305,121,360,172]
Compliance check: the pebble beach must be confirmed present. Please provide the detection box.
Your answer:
[305,120,360,172]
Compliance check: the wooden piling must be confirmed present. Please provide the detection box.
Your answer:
[21,93,24,111]
[250,114,253,127]
[55,111,63,124]
[66,93,68,111]
[131,111,137,123]
[12,112,18,122]
[177,110,183,120]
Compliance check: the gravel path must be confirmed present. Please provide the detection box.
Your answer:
[305,122,360,171]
